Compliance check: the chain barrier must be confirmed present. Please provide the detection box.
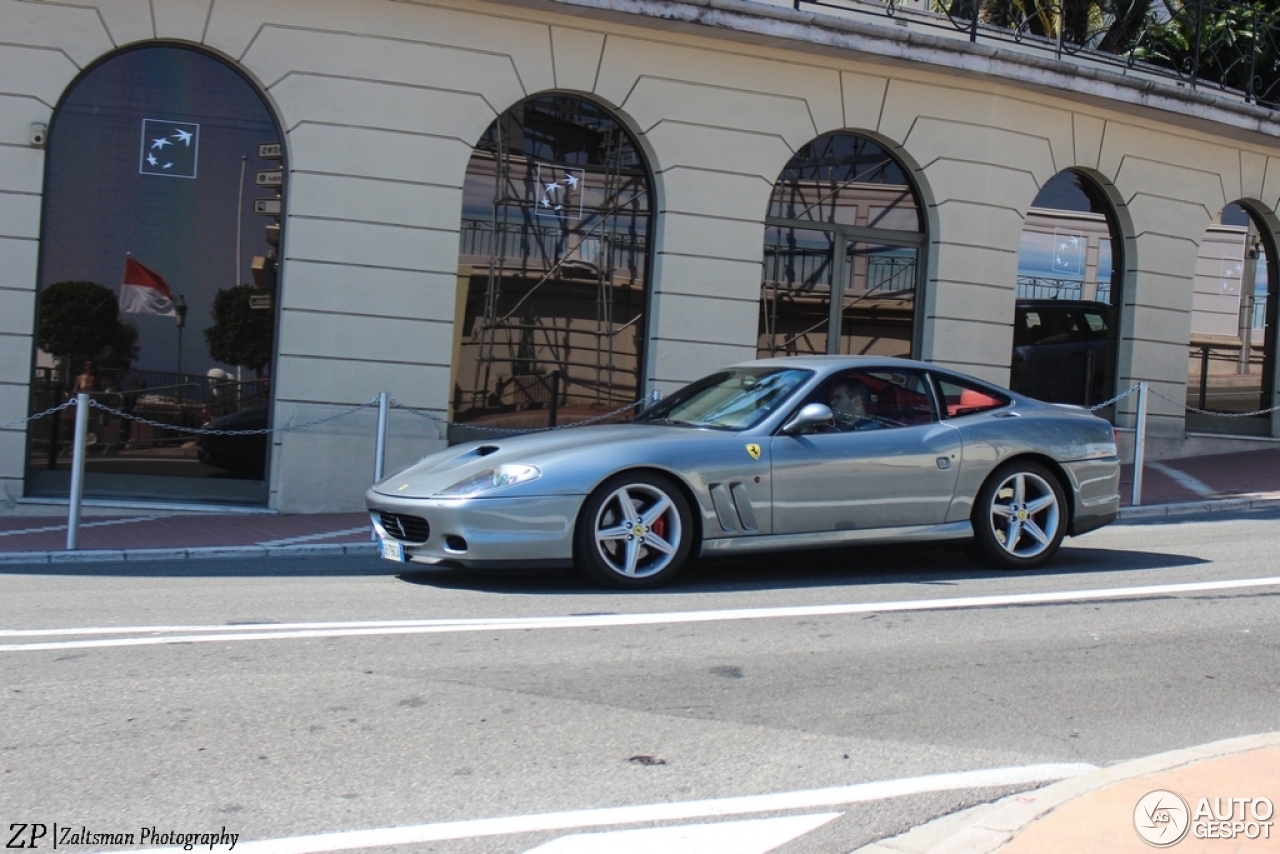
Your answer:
[6,393,659,439]
[10,385,1274,435]
[1147,387,1280,418]
[389,396,651,434]
[0,398,78,430]
[82,396,381,436]
[1087,384,1140,412]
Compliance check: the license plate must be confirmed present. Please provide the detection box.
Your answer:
[379,539,405,562]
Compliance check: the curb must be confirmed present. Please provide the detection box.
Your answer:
[852,732,1280,854]
[0,542,378,566]
[1,495,1277,567]
[1117,494,1280,519]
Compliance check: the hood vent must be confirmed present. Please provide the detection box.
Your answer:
[476,445,500,457]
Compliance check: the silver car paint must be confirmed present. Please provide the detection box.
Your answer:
[366,356,1121,569]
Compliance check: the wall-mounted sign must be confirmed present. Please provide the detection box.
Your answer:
[139,119,200,179]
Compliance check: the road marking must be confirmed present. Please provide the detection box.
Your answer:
[1147,461,1217,497]
[0,515,162,538]
[256,526,371,547]
[99,764,1093,854]
[521,813,843,853]
[4,575,1280,653]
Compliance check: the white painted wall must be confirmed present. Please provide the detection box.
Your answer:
[2,0,1279,510]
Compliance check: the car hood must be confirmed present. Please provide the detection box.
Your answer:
[369,422,721,499]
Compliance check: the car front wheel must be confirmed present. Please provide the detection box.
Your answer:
[970,460,1066,570]
[575,472,693,589]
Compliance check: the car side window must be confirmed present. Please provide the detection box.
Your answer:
[808,370,936,432]
[934,376,1010,419]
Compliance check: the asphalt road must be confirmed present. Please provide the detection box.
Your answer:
[2,508,1279,853]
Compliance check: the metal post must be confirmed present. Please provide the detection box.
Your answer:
[1199,345,1210,408]
[66,393,90,550]
[371,391,389,542]
[1190,0,1204,90]
[47,381,63,470]
[1131,382,1148,507]
[548,371,560,427]
[373,391,389,484]
[969,0,979,42]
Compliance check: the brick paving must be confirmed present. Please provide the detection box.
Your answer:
[0,511,369,554]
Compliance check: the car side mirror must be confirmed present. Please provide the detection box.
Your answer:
[781,402,834,435]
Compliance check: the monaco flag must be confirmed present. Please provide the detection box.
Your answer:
[120,257,176,316]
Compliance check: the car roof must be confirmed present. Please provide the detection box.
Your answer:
[731,355,938,371]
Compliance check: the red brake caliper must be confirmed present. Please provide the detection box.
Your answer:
[651,513,665,540]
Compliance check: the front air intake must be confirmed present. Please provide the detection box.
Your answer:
[379,512,430,543]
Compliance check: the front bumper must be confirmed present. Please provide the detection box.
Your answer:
[365,489,583,569]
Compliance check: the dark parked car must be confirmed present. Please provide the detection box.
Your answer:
[197,403,268,479]
[1011,299,1115,406]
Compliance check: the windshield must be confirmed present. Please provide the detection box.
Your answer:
[635,368,813,431]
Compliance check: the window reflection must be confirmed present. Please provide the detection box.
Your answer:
[759,133,923,358]
[453,96,651,435]
[27,46,281,502]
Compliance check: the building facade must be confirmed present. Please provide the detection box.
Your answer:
[2,0,1278,512]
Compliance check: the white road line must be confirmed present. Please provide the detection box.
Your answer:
[99,764,1094,854]
[2,573,1280,655]
[4,575,1279,653]
[256,526,371,547]
[1147,460,1217,497]
[521,813,843,854]
[0,515,161,538]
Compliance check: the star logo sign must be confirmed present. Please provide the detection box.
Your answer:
[139,119,200,179]
[535,164,585,219]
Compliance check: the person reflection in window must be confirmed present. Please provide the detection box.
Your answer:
[829,380,879,431]
[73,361,99,393]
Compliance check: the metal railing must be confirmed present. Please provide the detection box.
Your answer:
[789,0,1280,110]
[1,388,658,550]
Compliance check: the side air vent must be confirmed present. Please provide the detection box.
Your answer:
[379,512,430,543]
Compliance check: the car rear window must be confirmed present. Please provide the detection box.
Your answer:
[934,376,1010,418]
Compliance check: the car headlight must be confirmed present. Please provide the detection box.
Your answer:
[435,464,541,497]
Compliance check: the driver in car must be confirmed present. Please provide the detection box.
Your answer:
[828,380,880,431]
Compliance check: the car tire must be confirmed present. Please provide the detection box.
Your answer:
[575,472,693,589]
[970,460,1067,570]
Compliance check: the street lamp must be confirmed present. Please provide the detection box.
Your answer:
[175,294,188,377]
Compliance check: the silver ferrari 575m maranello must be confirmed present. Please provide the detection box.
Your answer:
[367,356,1120,588]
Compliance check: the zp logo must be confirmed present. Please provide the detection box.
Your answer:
[1135,789,1191,847]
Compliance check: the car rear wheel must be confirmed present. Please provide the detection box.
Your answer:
[575,472,693,589]
[971,460,1066,570]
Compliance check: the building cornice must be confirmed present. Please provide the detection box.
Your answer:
[489,0,1280,145]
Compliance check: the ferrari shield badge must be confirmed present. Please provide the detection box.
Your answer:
[745,443,761,461]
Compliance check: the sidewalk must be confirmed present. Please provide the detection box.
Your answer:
[3,447,1280,564]
[857,733,1280,853]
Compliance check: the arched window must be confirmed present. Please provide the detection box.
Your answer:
[1185,203,1278,436]
[452,95,652,432]
[1010,170,1124,416]
[27,45,282,503]
[758,133,925,358]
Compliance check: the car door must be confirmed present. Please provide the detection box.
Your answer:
[768,369,963,534]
